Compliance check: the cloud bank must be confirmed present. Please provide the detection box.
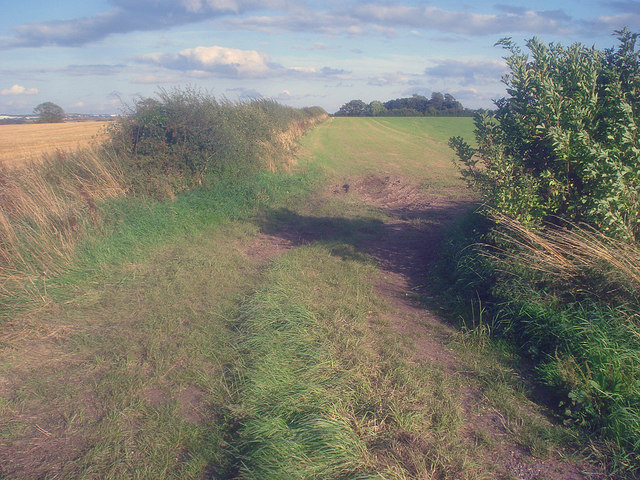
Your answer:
[1,84,39,95]
[138,44,349,80]
[0,1,582,50]
[0,0,292,48]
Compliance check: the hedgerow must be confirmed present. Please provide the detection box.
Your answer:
[450,29,640,241]
[446,30,640,476]
[109,88,326,196]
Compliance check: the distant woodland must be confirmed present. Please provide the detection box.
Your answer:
[334,92,476,117]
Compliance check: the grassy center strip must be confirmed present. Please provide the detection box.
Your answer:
[232,245,381,480]
[228,241,490,479]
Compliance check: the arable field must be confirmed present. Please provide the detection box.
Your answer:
[0,117,607,479]
[0,121,111,167]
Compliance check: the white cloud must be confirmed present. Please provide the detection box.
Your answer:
[1,84,39,96]
[582,13,640,32]
[139,45,274,78]
[367,72,415,86]
[131,74,182,84]
[448,87,505,109]
[226,87,263,99]
[138,45,349,80]
[425,59,508,86]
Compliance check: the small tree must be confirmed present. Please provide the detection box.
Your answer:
[34,102,65,123]
[369,100,386,116]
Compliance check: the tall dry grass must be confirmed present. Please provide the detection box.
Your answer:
[0,149,124,297]
[467,212,640,472]
[486,212,640,299]
[260,113,328,171]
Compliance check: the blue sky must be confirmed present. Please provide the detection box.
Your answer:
[1,0,639,114]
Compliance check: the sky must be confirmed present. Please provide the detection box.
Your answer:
[1,0,639,115]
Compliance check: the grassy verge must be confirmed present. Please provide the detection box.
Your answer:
[0,155,323,478]
[0,221,262,478]
[231,243,488,479]
[436,210,640,477]
[0,89,326,313]
[1,166,320,317]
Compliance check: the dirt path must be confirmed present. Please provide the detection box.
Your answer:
[349,175,600,480]
[0,170,604,479]
[250,173,602,479]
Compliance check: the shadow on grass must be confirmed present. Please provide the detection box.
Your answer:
[257,199,477,293]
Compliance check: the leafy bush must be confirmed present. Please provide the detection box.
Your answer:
[109,88,326,195]
[445,29,640,474]
[450,29,640,241]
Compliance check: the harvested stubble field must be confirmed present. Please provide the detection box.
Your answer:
[0,121,111,168]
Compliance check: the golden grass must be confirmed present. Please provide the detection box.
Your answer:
[0,149,125,297]
[260,114,328,171]
[487,212,640,295]
[0,121,112,168]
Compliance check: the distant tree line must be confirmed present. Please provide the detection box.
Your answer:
[334,93,476,117]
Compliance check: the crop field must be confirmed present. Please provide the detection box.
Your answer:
[301,116,473,190]
[0,121,111,167]
[0,114,611,479]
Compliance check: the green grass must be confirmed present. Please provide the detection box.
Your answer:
[0,116,602,479]
[299,117,473,193]
[232,243,494,479]
[2,167,320,317]
[436,209,640,477]
[1,223,258,478]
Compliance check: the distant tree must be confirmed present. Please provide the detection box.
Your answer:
[34,102,65,123]
[369,100,386,116]
[443,93,463,113]
[430,92,444,110]
[382,107,423,117]
[336,93,474,117]
[335,99,369,116]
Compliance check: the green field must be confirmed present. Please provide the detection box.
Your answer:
[302,117,473,184]
[0,118,604,479]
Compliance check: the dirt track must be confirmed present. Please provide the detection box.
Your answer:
[247,173,599,480]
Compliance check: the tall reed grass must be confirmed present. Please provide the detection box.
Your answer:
[0,149,124,298]
[441,211,640,475]
[486,213,640,301]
